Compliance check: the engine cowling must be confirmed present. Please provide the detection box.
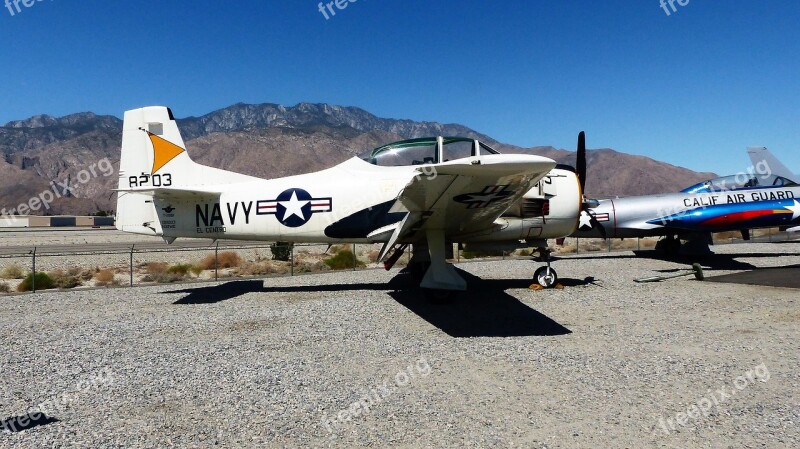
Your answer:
[463,167,582,244]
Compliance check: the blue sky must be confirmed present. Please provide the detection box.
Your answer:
[1,0,798,175]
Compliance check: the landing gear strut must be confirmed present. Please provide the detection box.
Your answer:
[531,248,559,289]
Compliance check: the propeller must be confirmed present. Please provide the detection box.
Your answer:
[575,131,606,238]
[576,131,587,194]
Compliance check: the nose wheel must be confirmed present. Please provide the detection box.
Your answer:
[533,266,558,288]
[530,248,561,289]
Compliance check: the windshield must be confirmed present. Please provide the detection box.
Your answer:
[360,137,500,167]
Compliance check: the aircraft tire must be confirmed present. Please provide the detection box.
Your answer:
[533,266,558,288]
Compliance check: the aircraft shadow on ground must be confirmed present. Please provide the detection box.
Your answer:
[564,250,800,272]
[165,270,573,338]
[168,280,268,305]
[388,269,572,338]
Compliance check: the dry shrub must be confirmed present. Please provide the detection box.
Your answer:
[238,261,289,276]
[294,260,330,273]
[141,262,183,283]
[0,282,10,293]
[94,269,116,286]
[67,267,94,281]
[367,250,380,263]
[167,264,193,276]
[555,242,577,254]
[1,265,25,280]
[145,262,169,274]
[17,272,55,292]
[49,269,82,289]
[323,249,365,270]
[198,251,242,270]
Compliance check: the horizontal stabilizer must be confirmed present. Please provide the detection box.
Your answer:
[115,186,221,201]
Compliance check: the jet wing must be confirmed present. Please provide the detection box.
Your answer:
[388,154,556,243]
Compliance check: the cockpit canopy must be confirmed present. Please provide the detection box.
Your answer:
[682,173,798,194]
[360,137,499,167]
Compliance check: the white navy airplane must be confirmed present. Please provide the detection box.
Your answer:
[115,107,589,295]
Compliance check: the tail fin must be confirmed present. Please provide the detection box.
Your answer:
[747,147,796,181]
[115,106,256,235]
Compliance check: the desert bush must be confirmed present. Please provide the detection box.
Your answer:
[367,250,380,263]
[295,260,330,273]
[0,283,11,293]
[17,272,55,292]
[190,265,204,276]
[198,251,242,270]
[238,260,290,276]
[0,265,25,280]
[168,264,194,276]
[49,269,82,289]
[145,262,169,274]
[271,242,293,261]
[141,262,184,283]
[94,269,116,286]
[323,249,365,270]
[67,267,95,281]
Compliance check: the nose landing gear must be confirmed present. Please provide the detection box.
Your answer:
[531,248,561,289]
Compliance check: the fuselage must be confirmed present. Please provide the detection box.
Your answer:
[152,158,582,244]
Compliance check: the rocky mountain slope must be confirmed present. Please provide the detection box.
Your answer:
[0,103,716,216]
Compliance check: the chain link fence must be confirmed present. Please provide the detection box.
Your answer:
[0,231,796,294]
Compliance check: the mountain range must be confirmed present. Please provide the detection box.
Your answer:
[0,102,716,216]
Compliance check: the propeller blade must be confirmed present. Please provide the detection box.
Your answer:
[576,131,587,193]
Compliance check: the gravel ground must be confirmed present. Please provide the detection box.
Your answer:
[1,242,799,448]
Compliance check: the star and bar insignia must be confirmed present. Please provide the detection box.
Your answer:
[256,188,332,228]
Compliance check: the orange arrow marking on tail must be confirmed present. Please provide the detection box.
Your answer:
[146,132,185,173]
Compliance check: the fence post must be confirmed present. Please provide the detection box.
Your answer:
[31,247,36,293]
[129,244,134,287]
[576,238,580,255]
[290,243,294,276]
[637,238,641,251]
[352,243,356,271]
[214,241,219,281]
[608,239,612,253]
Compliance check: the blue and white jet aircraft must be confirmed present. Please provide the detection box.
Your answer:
[572,147,800,254]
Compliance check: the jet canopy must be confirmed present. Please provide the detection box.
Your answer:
[682,173,798,194]
[360,137,499,167]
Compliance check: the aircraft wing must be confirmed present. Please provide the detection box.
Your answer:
[384,154,556,246]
